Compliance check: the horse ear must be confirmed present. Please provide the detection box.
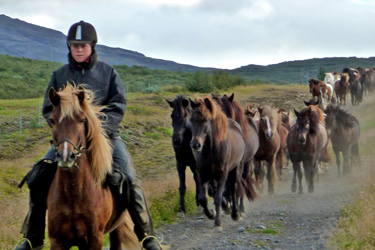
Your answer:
[166,99,174,108]
[204,97,213,113]
[257,107,263,114]
[190,98,198,109]
[77,86,85,104]
[228,93,234,102]
[48,87,60,107]
[294,108,299,118]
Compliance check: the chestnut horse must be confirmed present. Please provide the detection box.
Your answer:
[335,73,350,106]
[287,106,330,194]
[212,93,258,215]
[325,104,360,176]
[190,96,246,231]
[47,84,138,249]
[166,95,200,214]
[253,106,281,195]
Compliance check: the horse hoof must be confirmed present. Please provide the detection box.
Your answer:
[222,204,231,215]
[197,206,204,213]
[177,211,185,218]
[291,186,297,193]
[206,209,215,220]
[231,212,240,221]
[214,226,223,233]
[240,212,247,218]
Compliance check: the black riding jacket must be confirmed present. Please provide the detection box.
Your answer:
[42,51,127,138]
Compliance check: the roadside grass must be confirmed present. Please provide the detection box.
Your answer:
[327,95,375,250]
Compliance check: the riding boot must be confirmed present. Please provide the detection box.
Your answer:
[15,201,46,250]
[16,157,57,250]
[128,181,162,250]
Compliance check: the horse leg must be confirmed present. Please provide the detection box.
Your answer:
[291,162,298,193]
[343,148,350,175]
[228,169,240,221]
[176,162,187,213]
[109,229,123,250]
[253,160,264,193]
[198,181,214,220]
[87,234,104,250]
[191,166,201,209]
[305,160,315,193]
[335,150,341,177]
[213,177,227,231]
[266,159,276,195]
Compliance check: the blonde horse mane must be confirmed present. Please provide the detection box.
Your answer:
[193,96,228,142]
[55,83,112,185]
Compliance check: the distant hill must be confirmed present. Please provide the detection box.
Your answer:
[1,14,375,83]
[232,57,375,84]
[0,14,216,72]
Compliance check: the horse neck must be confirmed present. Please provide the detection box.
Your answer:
[53,156,97,197]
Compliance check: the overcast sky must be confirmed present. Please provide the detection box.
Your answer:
[2,0,375,69]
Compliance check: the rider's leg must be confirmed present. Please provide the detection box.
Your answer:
[16,147,57,250]
[109,136,161,250]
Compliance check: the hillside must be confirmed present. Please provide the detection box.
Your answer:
[232,57,375,83]
[0,14,216,72]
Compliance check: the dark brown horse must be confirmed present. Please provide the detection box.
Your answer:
[211,93,258,215]
[253,106,281,195]
[335,73,350,106]
[325,104,360,176]
[47,84,138,249]
[190,96,246,231]
[166,95,200,214]
[287,106,330,193]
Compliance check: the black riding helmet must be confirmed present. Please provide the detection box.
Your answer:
[67,21,97,48]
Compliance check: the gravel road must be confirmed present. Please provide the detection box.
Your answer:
[154,99,373,250]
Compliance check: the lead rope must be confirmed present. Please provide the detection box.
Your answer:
[140,234,164,249]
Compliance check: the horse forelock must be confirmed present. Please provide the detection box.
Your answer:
[193,96,228,142]
[56,84,112,185]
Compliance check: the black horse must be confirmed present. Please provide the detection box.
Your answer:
[325,104,361,175]
[166,95,200,214]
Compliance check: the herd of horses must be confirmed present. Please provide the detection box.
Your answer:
[311,67,375,108]
[36,72,363,248]
[167,69,364,231]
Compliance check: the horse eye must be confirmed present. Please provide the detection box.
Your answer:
[80,118,87,124]
[48,118,55,125]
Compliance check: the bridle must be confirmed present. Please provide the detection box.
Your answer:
[51,138,87,161]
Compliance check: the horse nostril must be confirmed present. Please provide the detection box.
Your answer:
[69,152,77,162]
[190,141,201,150]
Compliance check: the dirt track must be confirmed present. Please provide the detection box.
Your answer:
[155,95,375,250]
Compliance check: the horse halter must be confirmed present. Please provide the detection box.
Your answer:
[50,138,87,165]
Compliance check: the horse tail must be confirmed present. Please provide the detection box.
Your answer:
[120,211,141,250]
[238,162,257,201]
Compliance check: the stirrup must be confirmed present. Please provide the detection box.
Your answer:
[140,235,163,250]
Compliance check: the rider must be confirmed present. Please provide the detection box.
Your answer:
[16,21,162,250]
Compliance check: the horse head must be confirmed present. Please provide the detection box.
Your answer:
[324,104,339,132]
[49,86,88,169]
[49,84,112,184]
[294,107,311,145]
[167,95,192,147]
[258,106,277,141]
[190,97,227,152]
